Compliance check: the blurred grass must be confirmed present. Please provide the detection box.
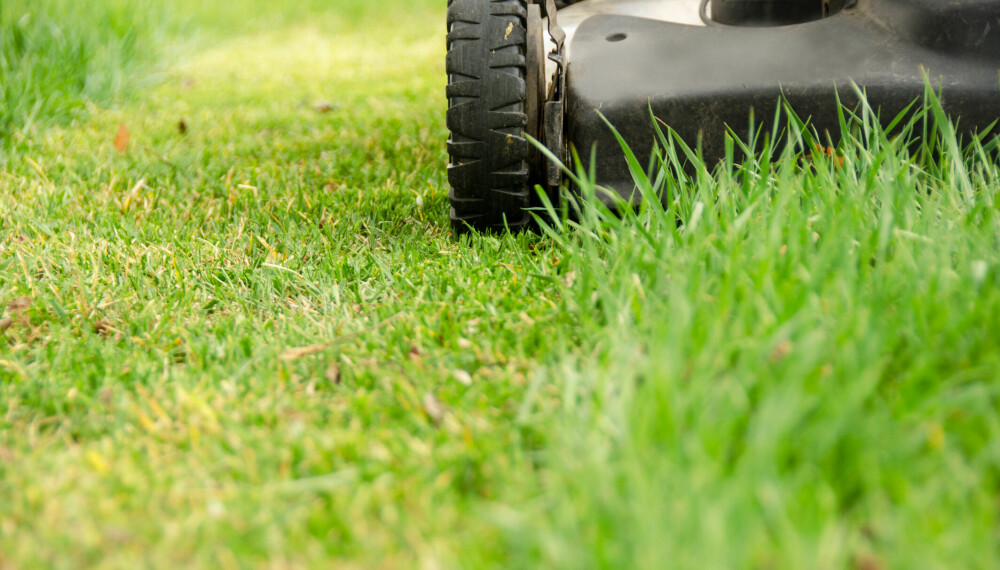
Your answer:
[0,0,437,154]
[0,0,161,144]
[505,98,1000,568]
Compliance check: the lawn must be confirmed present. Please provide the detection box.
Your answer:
[1,0,999,568]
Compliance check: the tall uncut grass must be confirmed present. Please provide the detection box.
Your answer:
[0,0,163,145]
[504,90,1000,567]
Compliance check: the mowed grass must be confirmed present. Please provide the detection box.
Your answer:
[2,1,999,568]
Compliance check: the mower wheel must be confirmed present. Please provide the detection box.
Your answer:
[446,0,532,234]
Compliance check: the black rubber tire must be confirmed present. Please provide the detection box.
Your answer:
[446,0,531,234]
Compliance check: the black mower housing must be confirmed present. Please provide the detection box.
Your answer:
[564,0,1000,199]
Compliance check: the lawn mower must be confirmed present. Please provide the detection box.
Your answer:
[445,0,1000,232]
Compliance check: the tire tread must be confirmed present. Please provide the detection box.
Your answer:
[446,0,531,233]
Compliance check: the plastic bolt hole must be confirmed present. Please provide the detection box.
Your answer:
[606,33,627,42]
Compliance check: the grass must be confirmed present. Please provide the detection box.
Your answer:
[1,0,999,568]
[0,0,164,150]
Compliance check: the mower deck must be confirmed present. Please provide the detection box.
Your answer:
[561,0,1000,200]
[444,0,1000,232]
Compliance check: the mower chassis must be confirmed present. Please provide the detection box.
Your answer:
[557,0,1000,201]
